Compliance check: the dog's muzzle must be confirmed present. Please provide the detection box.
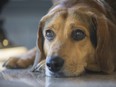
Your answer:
[46,56,64,73]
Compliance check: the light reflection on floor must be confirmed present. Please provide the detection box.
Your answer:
[0,68,116,87]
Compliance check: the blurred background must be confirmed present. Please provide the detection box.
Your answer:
[0,0,52,49]
[0,0,52,68]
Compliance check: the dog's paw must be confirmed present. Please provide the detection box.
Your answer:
[3,56,31,69]
[32,60,45,73]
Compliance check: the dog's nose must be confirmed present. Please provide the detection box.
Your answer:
[46,56,64,72]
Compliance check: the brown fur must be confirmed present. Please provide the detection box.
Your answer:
[4,0,116,77]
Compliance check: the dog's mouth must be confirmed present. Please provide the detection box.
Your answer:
[32,59,85,77]
[45,65,85,77]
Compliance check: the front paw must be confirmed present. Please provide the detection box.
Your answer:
[3,57,31,69]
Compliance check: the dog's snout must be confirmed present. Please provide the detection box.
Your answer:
[46,56,64,72]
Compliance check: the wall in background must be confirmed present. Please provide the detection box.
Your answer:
[1,0,52,49]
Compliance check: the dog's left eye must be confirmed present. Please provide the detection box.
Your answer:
[71,29,85,41]
[46,30,55,41]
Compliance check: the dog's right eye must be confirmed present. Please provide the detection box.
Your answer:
[45,30,55,41]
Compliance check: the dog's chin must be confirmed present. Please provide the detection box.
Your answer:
[45,67,65,78]
[45,67,85,77]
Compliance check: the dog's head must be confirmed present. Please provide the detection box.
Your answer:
[36,0,115,77]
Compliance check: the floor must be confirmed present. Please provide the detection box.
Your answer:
[0,65,116,87]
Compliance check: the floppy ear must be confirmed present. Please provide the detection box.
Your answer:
[94,15,115,73]
[32,18,46,69]
[37,20,46,61]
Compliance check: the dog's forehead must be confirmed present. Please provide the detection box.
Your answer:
[44,11,67,30]
[45,9,88,27]
[46,5,92,25]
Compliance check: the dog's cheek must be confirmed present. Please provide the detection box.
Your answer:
[62,55,87,76]
[63,62,85,76]
[44,40,50,56]
[62,42,94,76]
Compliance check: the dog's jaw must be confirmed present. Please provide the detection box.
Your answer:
[45,65,85,77]
[45,65,65,77]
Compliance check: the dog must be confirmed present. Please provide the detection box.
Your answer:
[3,0,116,77]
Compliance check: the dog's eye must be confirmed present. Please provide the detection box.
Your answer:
[71,29,85,41]
[46,30,55,41]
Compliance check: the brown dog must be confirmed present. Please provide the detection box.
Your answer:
[3,0,116,77]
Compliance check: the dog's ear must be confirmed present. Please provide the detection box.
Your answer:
[93,15,115,73]
[37,20,46,61]
[32,18,46,69]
